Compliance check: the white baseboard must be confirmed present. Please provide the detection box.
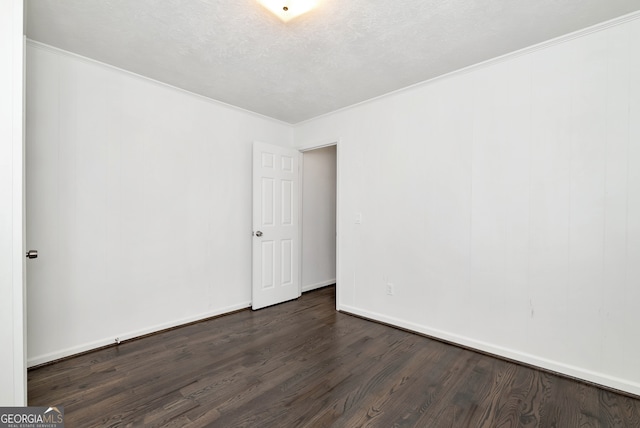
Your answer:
[338,304,640,397]
[27,301,252,367]
[302,279,336,293]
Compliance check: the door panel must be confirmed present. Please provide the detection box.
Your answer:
[261,241,274,289]
[281,180,293,224]
[252,142,300,309]
[281,239,293,286]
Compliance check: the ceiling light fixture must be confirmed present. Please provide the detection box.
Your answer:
[258,0,319,22]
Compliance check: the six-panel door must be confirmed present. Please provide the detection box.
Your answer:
[252,142,300,309]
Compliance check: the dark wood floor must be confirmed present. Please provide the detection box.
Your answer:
[29,286,640,427]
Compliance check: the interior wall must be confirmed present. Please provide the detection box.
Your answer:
[25,42,293,366]
[301,145,336,292]
[294,16,640,395]
[0,0,26,405]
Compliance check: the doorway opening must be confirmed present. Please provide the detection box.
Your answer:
[299,143,338,306]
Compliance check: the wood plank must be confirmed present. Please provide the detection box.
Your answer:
[28,286,640,427]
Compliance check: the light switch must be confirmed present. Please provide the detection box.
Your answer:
[355,213,362,224]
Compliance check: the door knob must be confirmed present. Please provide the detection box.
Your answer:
[255,231,263,237]
[26,250,38,259]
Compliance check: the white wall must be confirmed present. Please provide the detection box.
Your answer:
[0,0,26,406]
[301,146,336,291]
[25,42,293,366]
[294,16,640,395]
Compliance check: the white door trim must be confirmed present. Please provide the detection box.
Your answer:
[1,0,27,405]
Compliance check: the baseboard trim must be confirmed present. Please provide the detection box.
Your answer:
[338,304,640,398]
[302,279,336,293]
[27,301,252,368]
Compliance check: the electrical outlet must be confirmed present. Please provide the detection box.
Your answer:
[386,283,395,296]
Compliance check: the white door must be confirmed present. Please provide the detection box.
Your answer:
[252,142,300,310]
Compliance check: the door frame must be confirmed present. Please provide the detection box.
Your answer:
[1,0,27,405]
[297,139,340,310]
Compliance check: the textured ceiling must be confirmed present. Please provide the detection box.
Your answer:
[25,0,640,123]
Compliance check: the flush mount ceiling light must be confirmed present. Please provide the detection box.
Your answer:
[258,0,319,22]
